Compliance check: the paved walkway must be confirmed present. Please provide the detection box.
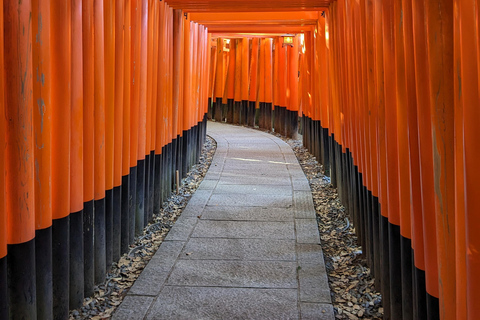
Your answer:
[113,122,334,320]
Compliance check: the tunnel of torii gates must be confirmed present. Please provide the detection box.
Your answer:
[0,0,479,319]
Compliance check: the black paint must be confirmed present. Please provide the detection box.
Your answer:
[136,159,145,235]
[83,199,94,297]
[36,226,53,319]
[94,198,106,284]
[105,188,114,269]
[121,175,130,255]
[7,239,36,319]
[0,255,7,319]
[113,185,122,261]
[69,209,84,310]
[52,215,70,319]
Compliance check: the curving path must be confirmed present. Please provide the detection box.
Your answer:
[113,122,334,320]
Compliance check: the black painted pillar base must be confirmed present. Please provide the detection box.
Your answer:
[247,101,255,127]
[120,175,130,255]
[149,150,155,223]
[322,128,330,175]
[389,223,403,319]
[154,154,162,215]
[7,239,36,319]
[259,102,265,128]
[70,209,84,310]
[182,130,190,180]
[330,133,337,186]
[372,195,381,290]
[226,99,234,123]
[426,293,439,320]
[52,215,70,319]
[36,227,52,319]
[105,188,114,269]
[413,264,427,320]
[401,236,413,320]
[144,154,151,228]
[265,103,273,131]
[0,255,7,319]
[233,101,241,124]
[136,159,146,235]
[241,100,248,125]
[113,185,122,261]
[380,213,391,319]
[94,198,106,284]
[289,110,298,138]
[128,166,137,245]
[214,97,223,122]
[83,200,94,297]
[207,97,213,120]
[273,105,280,132]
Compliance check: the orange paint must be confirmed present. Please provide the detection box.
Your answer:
[130,0,140,167]
[51,0,72,218]
[425,0,456,317]
[94,0,106,200]
[258,39,265,104]
[394,0,411,239]
[32,0,53,229]
[0,2,6,256]
[453,1,466,318]
[155,1,166,155]
[249,38,259,102]
[137,0,148,160]
[412,0,439,298]
[122,0,131,176]
[403,0,425,270]
[71,0,84,214]
[114,0,125,185]
[145,0,154,155]
[173,9,184,138]
[459,0,480,317]
[234,40,243,103]
[241,38,249,101]
[4,0,36,244]
[105,0,115,191]
[183,18,192,130]
[83,0,95,201]
[264,39,273,104]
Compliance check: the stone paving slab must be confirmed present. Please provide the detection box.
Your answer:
[212,184,292,195]
[298,263,332,303]
[127,241,185,296]
[295,219,322,244]
[166,260,298,288]
[201,206,294,221]
[217,174,293,186]
[294,190,317,219]
[301,303,335,320]
[180,238,296,261]
[207,193,292,207]
[113,122,333,320]
[114,296,155,320]
[145,287,299,320]
[191,220,295,239]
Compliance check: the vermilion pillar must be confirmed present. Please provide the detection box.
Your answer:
[5,0,36,318]
[32,0,53,317]
[51,0,72,317]
[82,0,95,297]
[70,0,85,309]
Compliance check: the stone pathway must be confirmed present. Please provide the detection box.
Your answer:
[113,122,334,320]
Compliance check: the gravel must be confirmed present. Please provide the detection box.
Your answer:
[69,136,217,320]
